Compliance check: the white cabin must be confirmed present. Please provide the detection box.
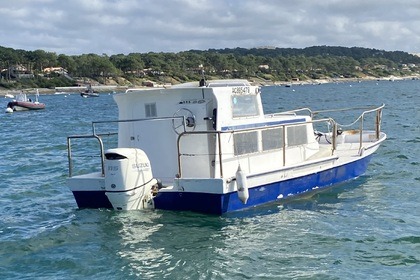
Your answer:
[113,80,317,185]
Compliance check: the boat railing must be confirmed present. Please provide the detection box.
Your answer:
[269,104,384,122]
[311,104,384,120]
[313,104,384,151]
[177,117,336,178]
[177,104,384,178]
[358,104,384,150]
[90,116,185,134]
[266,107,313,118]
[67,105,383,179]
[67,115,189,177]
[67,134,108,177]
[285,104,384,152]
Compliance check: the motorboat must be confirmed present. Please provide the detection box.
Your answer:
[5,89,45,113]
[66,79,386,214]
[80,84,99,98]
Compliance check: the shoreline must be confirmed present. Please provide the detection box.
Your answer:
[256,74,420,86]
[1,74,419,96]
[0,85,128,96]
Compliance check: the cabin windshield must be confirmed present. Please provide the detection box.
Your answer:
[231,95,259,117]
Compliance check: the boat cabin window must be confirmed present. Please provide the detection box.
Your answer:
[262,128,283,150]
[233,125,307,156]
[287,125,308,146]
[145,103,157,118]
[231,95,259,118]
[234,131,258,155]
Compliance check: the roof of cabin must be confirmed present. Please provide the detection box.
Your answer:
[171,79,251,88]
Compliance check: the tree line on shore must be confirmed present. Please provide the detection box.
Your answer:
[1,45,419,89]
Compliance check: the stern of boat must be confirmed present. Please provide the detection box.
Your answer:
[67,172,112,208]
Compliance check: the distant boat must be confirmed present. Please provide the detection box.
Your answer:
[4,93,14,99]
[80,84,99,98]
[5,89,45,113]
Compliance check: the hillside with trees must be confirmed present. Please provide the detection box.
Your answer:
[1,45,419,90]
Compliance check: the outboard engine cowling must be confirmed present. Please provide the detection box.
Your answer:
[104,148,156,210]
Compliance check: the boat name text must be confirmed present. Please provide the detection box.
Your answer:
[231,87,250,95]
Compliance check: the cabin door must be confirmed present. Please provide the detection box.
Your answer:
[177,100,217,179]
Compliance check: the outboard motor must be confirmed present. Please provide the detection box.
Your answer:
[104,148,156,210]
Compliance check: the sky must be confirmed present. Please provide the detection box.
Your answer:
[1,0,420,56]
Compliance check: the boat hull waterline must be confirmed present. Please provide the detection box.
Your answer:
[68,142,381,214]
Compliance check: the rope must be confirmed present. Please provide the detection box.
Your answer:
[335,114,363,128]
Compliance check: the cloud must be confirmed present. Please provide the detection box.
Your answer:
[0,0,419,55]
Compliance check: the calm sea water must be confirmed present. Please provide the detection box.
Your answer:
[0,80,419,279]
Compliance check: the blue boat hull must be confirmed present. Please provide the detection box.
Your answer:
[71,154,372,214]
[153,154,373,215]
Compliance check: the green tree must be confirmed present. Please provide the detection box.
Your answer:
[27,49,58,72]
[58,54,76,75]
